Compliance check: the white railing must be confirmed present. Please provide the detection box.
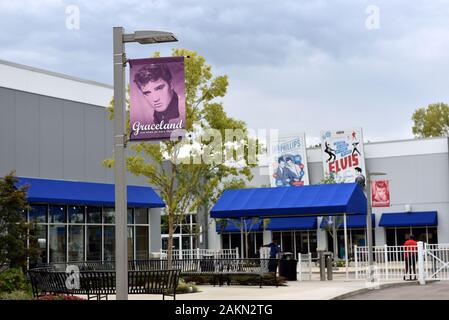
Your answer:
[355,244,420,280]
[354,243,449,282]
[159,248,239,260]
[298,253,313,281]
[425,243,449,280]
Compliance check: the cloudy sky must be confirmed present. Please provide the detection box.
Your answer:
[1,0,449,144]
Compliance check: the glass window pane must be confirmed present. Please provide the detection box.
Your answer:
[134,208,148,224]
[69,206,85,223]
[49,225,66,263]
[68,225,84,262]
[30,205,47,223]
[49,205,66,223]
[30,225,47,267]
[191,214,197,224]
[103,207,115,224]
[128,227,134,261]
[87,206,101,224]
[127,208,134,224]
[104,226,115,261]
[136,226,149,260]
[87,226,102,261]
[182,236,191,251]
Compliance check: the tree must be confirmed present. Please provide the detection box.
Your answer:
[0,172,36,271]
[412,103,449,138]
[104,49,257,262]
[319,173,342,261]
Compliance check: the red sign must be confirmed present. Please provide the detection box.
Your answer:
[372,180,390,207]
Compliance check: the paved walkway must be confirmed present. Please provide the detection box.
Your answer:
[97,275,405,300]
[344,281,449,300]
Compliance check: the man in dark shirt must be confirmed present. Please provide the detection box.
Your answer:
[263,239,280,272]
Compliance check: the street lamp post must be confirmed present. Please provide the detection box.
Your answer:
[365,170,386,283]
[113,27,177,300]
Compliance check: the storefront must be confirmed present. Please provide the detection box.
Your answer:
[18,177,165,267]
[379,211,438,246]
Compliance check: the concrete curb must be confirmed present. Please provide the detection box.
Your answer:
[331,280,438,300]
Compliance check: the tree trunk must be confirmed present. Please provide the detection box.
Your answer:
[167,213,174,268]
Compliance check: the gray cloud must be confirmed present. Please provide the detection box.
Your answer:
[0,0,449,141]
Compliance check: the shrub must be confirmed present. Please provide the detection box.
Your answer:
[36,294,86,300]
[0,268,31,293]
[0,290,32,300]
[169,278,199,294]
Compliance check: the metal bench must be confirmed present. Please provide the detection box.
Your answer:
[28,267,180,300]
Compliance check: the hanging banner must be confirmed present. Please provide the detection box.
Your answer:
[320,128,366,185]
[129,57,186,141]
[372,180,390,207]
[269,134,309,187]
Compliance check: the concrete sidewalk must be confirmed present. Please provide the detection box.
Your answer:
[98,276,407,300]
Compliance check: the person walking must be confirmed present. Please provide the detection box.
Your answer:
[403,234,418,281]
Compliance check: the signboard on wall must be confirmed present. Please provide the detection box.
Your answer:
[320,128,366,185]
[129,57,186,141]
[269,134,309,187]
[372,180,390,207]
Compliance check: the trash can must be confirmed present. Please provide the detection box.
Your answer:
[278,252,297,281]
[200,254,215,272]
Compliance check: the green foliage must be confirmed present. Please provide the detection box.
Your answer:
[319,173,337,185]
[35,294,86,300]
[0,290,32,300]
[0,268,31,294]
[104,49,259,259]
[0,172,36,270]
[412,102,449,138]
[170,278,199,294]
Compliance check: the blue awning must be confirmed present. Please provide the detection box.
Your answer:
[216,217,318,233]
[16,177,165,208]
[210,183,367,219]
[267,217,317,231]
[379,211,438,227]
[320,214,375,229]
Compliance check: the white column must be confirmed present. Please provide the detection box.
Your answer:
[344,213,349,280]
[417,241,426,285]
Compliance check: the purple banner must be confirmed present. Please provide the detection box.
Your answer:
[129,57,186,141]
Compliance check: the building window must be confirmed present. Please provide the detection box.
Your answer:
[104,226,115,261]
[49,205,66,223]
[103,207,115,224]
[49,225,66,262]
[87,226,102,261]
[68,225,84,262]
[29,205,47,223]
[136,226,149,259]
[134,208,148,224]
[30,224,47,266]
[69,206,84,223]
[87,206,101,224]
[128,227,134,261]
[127,208,134,224]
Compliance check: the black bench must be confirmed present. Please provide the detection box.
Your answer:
[28,268,180,300]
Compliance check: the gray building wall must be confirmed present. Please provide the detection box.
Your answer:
[0,86,161,249]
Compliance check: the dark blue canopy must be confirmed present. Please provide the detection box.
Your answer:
[216,217,317,233]
[211,183,367,219]
[17,177,165,208]
[320,214,375,229]
[379,211,438,227]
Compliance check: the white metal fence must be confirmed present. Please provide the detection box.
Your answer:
[354,243,449,282]
[159,248,239,260]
